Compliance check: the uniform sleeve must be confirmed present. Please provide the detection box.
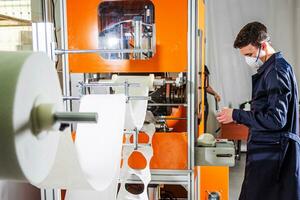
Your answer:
[232,65,291,131]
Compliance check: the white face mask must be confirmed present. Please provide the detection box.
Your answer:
[245,47,266,70]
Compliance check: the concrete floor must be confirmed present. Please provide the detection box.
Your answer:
[229,153,246,200]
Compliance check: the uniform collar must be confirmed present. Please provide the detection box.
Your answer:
[257,52,282,75]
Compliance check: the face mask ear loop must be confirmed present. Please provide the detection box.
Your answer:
[255,45,261,62]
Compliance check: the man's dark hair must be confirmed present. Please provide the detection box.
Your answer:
[233,21,269,49]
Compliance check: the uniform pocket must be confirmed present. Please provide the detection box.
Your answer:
[248,132,282,162]
[250,132,281,144]
[251,140,280,145]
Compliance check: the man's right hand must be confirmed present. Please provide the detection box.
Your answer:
[216,107,233,124]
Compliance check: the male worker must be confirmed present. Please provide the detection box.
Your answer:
[217,21,300,200]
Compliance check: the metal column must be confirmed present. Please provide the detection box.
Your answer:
[42,0,69,200]
[187,0,198,199]
[60,0,71,112]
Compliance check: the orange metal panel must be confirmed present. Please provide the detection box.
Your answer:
[128,151,147,169]
[67,0,188,73]
[129,132,188,170]
[150,132,187,169]
[198,0,206,136]
[165,106,187,132]
[200,166,229,200]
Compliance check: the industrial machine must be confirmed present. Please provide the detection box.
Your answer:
[34,0,235,199]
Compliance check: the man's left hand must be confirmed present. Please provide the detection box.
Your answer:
[216,108,234,124]
[214,94,221,102]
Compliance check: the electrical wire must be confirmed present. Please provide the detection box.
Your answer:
[51,0,59,69]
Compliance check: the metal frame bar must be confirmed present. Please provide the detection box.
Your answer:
[78,81,151,102]
[60,0,71,112]
[62,96,187,107]
[51,1,69,199]
[187,0,198,199]
[148,103,187,107]
[62,96,150,101]
[124,170,193,185]
[41,189,61,200]
[78,82,140,88]
[83,76,184,87]
[55,48,153,55]
[40,0,63,199]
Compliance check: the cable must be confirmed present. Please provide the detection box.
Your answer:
[51,0,59,69]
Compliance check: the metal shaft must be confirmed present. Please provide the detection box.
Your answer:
[80,82,140,88]
[128,96,151,101]
[54,112,98,123]
[157,117,187,120]
[148,103,187,107]
[63,96,81,101]
[55,48,153,55]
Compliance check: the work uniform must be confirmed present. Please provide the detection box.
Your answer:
[232,52,300,200]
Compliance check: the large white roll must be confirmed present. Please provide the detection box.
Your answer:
[0,51,61,184]
[35,94,126,191]
[0,52,126,193]
[112,75,153,130]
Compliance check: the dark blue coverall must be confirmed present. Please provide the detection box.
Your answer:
[232,52,300,200]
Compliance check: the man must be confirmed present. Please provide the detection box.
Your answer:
[217,21,300,200]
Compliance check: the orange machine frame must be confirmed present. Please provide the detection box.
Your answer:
[67,0,229,199]
[67,0,190,170]
[67,0,188,73]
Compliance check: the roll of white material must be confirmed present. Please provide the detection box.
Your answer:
[36,94,126,191]
[0,51,62,184]
[65,189,117,200]
[117,123,155,200]
[65,180,118,200]
[112,75,153,130]
[75,94,126,190]
[0,52,126,192]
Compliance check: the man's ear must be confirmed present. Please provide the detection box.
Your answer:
[261,42,267,50]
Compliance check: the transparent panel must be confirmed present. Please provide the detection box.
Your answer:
[98,0,155,60]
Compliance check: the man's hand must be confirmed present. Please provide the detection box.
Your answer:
[216,107,234,124]
[214,94,221,102]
